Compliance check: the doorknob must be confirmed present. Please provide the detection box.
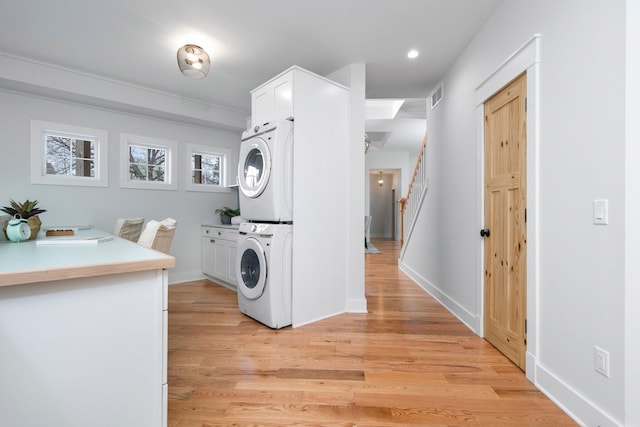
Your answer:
[480,229,491,237]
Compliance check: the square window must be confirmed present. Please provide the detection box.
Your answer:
[45,134,96,177]
[30,120,108,187]
[128,145,167,182]
[120,134,177,190]
[185,143,231,193]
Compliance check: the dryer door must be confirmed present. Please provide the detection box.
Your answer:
[236,237,267,300]
[238,136,272,198]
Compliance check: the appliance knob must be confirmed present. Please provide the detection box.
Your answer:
[251,224,257,232]
[254,126,260,133]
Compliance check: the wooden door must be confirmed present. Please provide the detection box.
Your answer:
[483,73,527,370]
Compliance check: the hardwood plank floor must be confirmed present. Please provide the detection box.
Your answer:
[168,238,576,426]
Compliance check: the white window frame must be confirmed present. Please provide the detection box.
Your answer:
[185,143,231,193]
[120,133,178,190]
[30,120,109,187]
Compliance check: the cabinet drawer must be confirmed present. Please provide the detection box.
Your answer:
[201,226,238,241]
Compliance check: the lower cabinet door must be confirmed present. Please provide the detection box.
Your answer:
[201,228,239,287]
[213,239,228,279]
[201,237,215,276]
[227,241,238,285]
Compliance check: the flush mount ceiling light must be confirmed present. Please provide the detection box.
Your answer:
[177,44,210,79]
[407,49,419,59]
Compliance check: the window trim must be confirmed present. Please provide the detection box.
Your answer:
[185,143,231,193]
[119,133,178,191]
[30,120,109,187]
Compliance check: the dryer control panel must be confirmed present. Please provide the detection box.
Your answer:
[239,222,274,236]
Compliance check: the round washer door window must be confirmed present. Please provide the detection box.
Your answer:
[238,136,271,198]
[236,237,267,300]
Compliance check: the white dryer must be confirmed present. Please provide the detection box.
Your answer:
[238,119,293,223]
[236,222,292,329]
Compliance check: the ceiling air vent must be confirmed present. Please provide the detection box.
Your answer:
[431,83,443,109]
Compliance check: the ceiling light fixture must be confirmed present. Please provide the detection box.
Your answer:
[407,49,419,59]
[177,44,210,79]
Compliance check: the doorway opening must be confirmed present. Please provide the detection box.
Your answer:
[369,169,401,242]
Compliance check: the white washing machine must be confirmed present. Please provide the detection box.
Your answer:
[236,222,292,329]
[238,119,293,223]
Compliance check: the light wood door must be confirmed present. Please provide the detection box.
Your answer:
[483,73,527,370]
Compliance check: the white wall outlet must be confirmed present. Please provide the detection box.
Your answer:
[594,346,610,378]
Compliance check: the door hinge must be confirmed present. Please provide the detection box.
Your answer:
[525,97,528,112]
[525,208,527,223]
[525,319,528,333]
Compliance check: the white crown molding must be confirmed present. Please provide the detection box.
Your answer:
[0,51,247,131]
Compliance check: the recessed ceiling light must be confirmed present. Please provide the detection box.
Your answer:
[407,50,419,59]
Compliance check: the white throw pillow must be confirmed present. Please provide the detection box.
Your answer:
[137,220,161,248]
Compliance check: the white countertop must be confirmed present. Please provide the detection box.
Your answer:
[202,223,240,229]
[0,227,175,287]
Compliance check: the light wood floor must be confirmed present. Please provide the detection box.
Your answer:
[168,238,576,426]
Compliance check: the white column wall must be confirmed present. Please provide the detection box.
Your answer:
[327,64,367,313]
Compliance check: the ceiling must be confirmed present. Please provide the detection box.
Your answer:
[0,0,501,154]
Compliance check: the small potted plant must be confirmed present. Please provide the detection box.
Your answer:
[215,207,240,225]
[1,199,47,240]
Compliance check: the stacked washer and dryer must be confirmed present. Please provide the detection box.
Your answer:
[235,119,294,329]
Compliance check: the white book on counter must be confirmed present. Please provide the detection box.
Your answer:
[36,236,114,245]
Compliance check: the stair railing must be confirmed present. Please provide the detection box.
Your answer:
[399,133,428,249]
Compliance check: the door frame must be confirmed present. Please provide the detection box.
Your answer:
[367,168,402,241]
[475,35,540,383]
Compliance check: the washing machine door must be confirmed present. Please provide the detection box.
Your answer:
[238,135,272,199]
[236,237,267,300]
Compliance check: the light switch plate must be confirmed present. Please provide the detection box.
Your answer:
[593,199,609,225]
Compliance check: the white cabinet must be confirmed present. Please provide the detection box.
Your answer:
[0,231,172,427]
[250,65,351,327]
[251,71,294,127]
[201,225,239,288]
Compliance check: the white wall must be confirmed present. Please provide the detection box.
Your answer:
[626,1,640,425]
[287,67,351,326]
[401,0,628,425]
[327,64,367,313]
[0,89,241,285]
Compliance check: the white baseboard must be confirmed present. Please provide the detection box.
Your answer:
[346,297,368,313]
[168,271,238,293]
[168,270,204,285]
[398,259,621,427]
[293,310,345,328]
[399,261,479,334]
[535,364,622,427]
